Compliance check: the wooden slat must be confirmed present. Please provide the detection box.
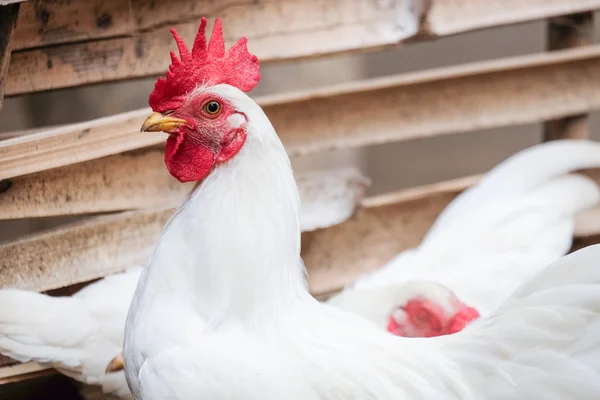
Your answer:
[0,125,63,141]
[422,0,600,36]
[0,3,19,112]
[8,1,600,95]
[2,172,599,296]
[11,0,424,51]
[13,0,600,51]
[3,45,600,180]
[543,12,594,141]
[0,153,370,233]
[0,147,187,218]
[0,362,52,385]
[0,1,26,5]
[6,0,425,95]
[0,208,170,292]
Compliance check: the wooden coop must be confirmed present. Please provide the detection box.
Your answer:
[1,0,600,399]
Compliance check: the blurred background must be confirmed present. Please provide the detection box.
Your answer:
[2,12,600,241]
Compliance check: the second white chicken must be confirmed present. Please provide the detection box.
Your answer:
[329,139,600,337]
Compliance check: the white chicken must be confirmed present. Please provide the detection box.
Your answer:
[0,267,141,399]
[5,141,598,397]
[0,166,367,399]
[124,18,600,399]
[328,140,600,337]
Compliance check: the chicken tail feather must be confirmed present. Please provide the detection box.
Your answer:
[445,244,600,398]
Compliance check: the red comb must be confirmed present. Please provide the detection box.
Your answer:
[149,18,261,112]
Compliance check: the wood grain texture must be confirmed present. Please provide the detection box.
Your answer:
[0,207,171,292]
[0,147,188,218]
[0,192,446,295]
[6,0,424,95]
[0,149,371,234]
[11,0,425,51]
[8,0,600,95]
[2,173,599,297]
[13,0,600,50]
[543,12,594,141]
[0,3,19,111]
[3,45,600,180]
[423,0,600,36]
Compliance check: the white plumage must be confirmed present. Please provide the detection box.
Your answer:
[124,83,600,399]
[0,166,368,399]
[0,267,141,399]
[3,136,599,399]
[328,140,600,330]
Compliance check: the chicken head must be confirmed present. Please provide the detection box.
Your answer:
[141,18,260,183]
[386,283,480,338]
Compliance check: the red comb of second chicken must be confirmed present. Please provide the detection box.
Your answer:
[149,18,261,112]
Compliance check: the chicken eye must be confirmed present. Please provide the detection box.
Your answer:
[204,101,221,115]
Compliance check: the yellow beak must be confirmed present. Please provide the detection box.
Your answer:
[140,112,190,133]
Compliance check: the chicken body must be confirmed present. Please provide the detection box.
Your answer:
[125,18,600,399]
[0,268,141,400]
[125,82,600,399]
[0,162,366,399]
[328,140,600,334]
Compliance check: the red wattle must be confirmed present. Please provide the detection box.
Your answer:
[165,135,216,183]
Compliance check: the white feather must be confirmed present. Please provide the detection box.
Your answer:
[331,140,600,324]
[441,245,600,399]
[0,268,141,399]
[124,84,600,399]
[0,166,366,399]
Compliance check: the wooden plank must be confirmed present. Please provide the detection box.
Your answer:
[2,173,599,296]
[0,1,26,6]
[3,45,600,180]
[8,1,600,95]
[13,0,600,51]
[0,362,52,385]
[0,108,157,180]
[0,147,188,218]
[0,151,370,233]
[0,208,170,292]
[6,0,425,95]
[0,125,62,141]
[543,12,594,141]
[12,0,426,51]
[0,192,446,294]
[423,0,600,36]
[0,3,19,112]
